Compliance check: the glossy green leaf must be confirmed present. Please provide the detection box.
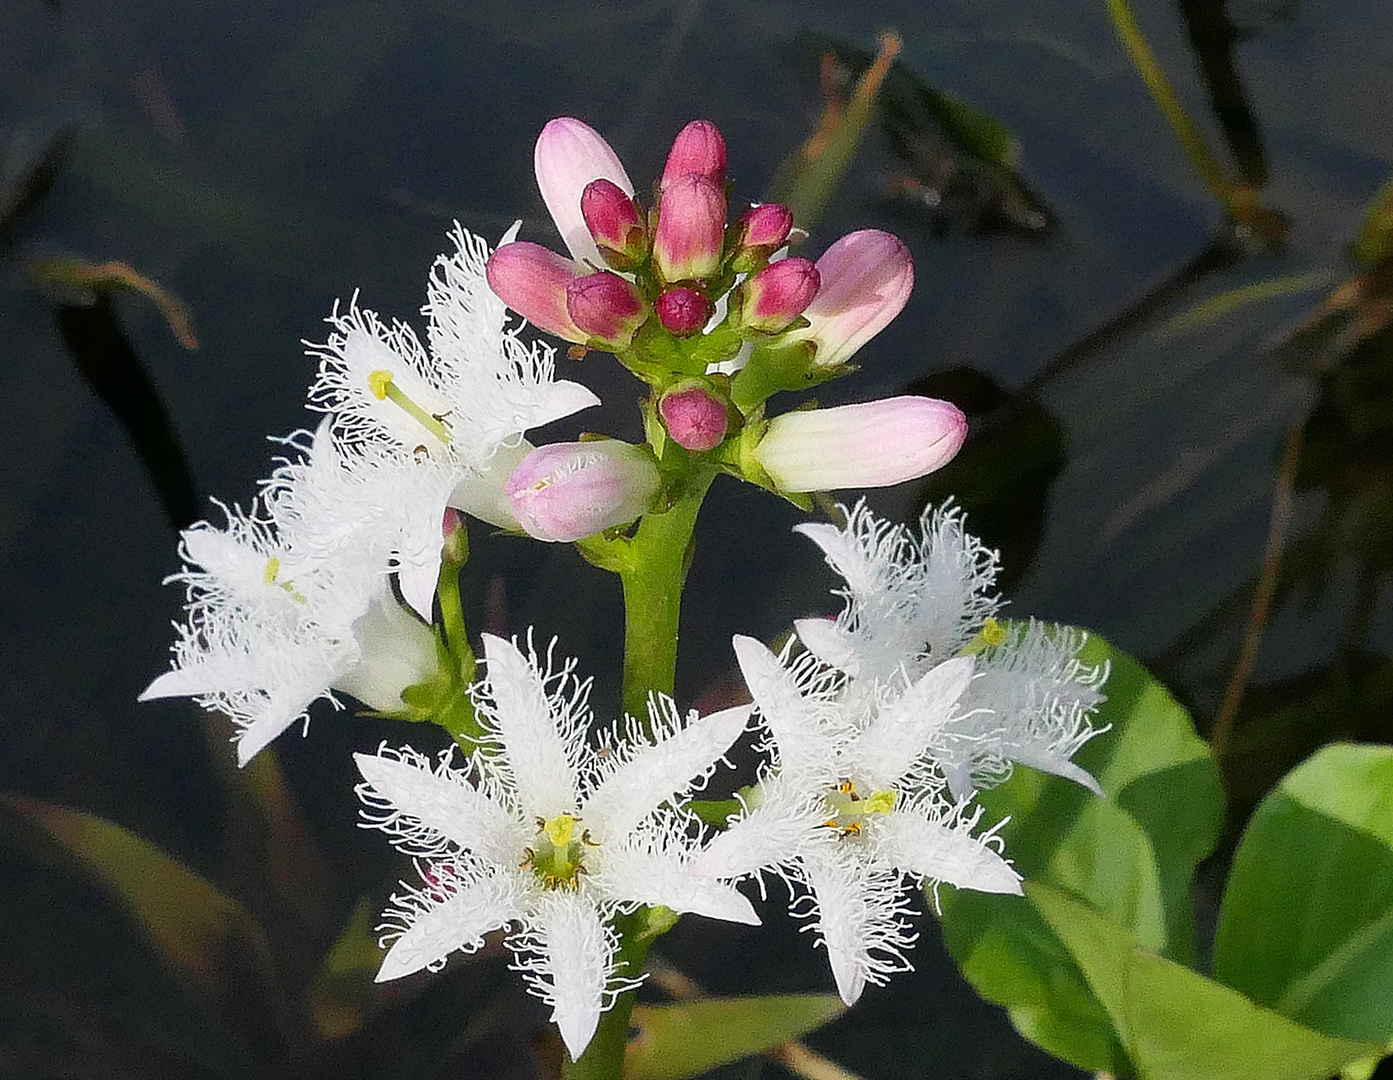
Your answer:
[623,993,843,1080]
[1213,743,1393,1045]
[939,631,1223,1073]
[1031,881,1380,1080]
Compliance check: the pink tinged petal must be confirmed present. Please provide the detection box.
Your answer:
[661,119,727,188]
[376,874,519,981]
[529,892,611,1059]
[793,617,859,673]
[731,635,838,780]
[801,229,914,367]
[581,178,646,266]
[353,752,523,865]
[479,633,579,820]
[535,117,634,265]
[658,385,729,451]
[505,440,660,543]
[690,795,816,879]
[850,656,976,788]
[654,285,714,337]
[753,397,967,493]
[873,809,1022,894]
[582,705,750,841]
[595,843,760,924]
[733,257,820,333]
[654,173,726,282]
[485,242,588,343]
[564,271,648,347]
[448,439,531,531]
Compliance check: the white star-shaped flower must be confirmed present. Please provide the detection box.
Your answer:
[354,633,756,1058]
[692,635,1022,1006]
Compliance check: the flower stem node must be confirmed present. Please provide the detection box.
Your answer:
[654,174,726,283]
[658,383,730,452]
[731,257,821,334]
[505,439,661,542]
[565,271,649,349]
[654,285,714,337]
[484,241,588,344]
[581,178,648,269]
[661,119,727,189]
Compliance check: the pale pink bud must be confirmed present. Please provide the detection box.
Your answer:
[654,174,726,282]
[654,285,713,337]
[659,385,729,451]
[733,257,820,332]
[799,230,914,367]
[485,241,587,343]
[661,120,727,189]
[534,117,635,265]
[565,271,648,347]
[505,440,660,542]
[753,396,966,492]
[581,178,646,267]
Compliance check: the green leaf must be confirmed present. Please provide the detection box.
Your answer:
[0,794,284,1023]
[1031,881,1381,1080]
[1213,743,1393,1045]
[623,994,844,1080]
[939,631,1223,1073]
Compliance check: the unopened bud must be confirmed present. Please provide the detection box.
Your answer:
[654,285,714,337]
[796,230,914,367]
[581,178,646,268]
[752,396,965,492]
[505,440,660,542]
[654,174,726,282]
[534,117,634,265]
[661,120,727,189]
[730,203,793,271]
[732,257,820,333]
[565,272,648,348]
[485,241,588,343]
[441,507,468,566]
[659,384,729,451]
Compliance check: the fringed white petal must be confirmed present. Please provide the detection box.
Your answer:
[582,701,748,841]
[376,869,520,981]
[731,635,846,784]
[690,785,820,880]
[793,617,860,674]
[849,656,976,789]
[873,804,1022,895]
[595,822,759,925]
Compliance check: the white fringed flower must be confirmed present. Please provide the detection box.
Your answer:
[355,633,756,1059]
[692,635,1021,1006]
[794,500,1108,798]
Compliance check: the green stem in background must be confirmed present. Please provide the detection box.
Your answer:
[433,518,482,745]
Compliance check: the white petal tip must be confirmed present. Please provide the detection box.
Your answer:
[556,1009,600,1060]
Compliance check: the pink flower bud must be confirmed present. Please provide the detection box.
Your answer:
[654,174,726,282]
[506,440,660,542]
[798,230,914,367]
[731,203,793,269]
[659,385,729,451]
[654,285,714,337]
[752,396,965,492]
[565,271,648,348]
[733,257,820,333]
[485,241,588,343]
[581,178,646,267]
[534,117,635,266]
[661,120,727,189]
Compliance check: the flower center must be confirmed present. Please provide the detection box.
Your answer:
[522,812,592,890]
[261,556,307,603]
[366,369,453,445]
[821,779,896,838]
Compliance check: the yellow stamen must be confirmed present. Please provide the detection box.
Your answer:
[366,369,452,444]
[262,556,281,584]
[864,790,897,815]
[981,616,1007,647]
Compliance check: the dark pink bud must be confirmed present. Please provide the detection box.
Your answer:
[580,178,646,267]
[734,257,820,333]
[736,203,793,250]
[485,241,587,343]
[659,385,730,451]
[661,120,727,189]
[654,286,714,337]
[654,174,726,282]
[565,271,648,348]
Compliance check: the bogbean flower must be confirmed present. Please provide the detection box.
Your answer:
[354,633,756,1058]
[793,501,1109,799]
[504,439,661,542]
[692,636,1022,1006]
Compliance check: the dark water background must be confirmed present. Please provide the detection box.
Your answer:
[3,0,1393,1076]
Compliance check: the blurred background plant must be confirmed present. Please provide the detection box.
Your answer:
[3,0,1393,1077]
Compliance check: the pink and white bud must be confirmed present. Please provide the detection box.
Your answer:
[797,230,914,367]
[565,271,648,347]
[661,119,727,189]
[485,241,587,343]
[752,396,966,492]
[659,384,729,451]
[654,174,726,282]
[505,440,660,542]
[534,117,635,266]
[732,256,821,333]
[581,178,646,268]
[654,285,714,337]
